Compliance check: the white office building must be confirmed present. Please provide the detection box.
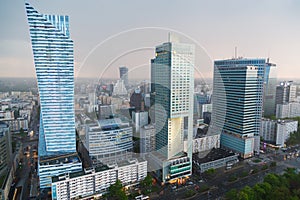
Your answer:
[85,118,133,164]
[150,36,194,183]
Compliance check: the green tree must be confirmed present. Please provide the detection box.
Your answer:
[264,173,281,187]
[253,183,266,200]
[237,191,249,200]
[141,174,152,188]
[225,189,238,200]
[108,180,128,200]
[240,186,255,200]
[205,168,216,175]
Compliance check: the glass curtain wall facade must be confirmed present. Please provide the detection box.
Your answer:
[25,2,76,156]
[212,58,265,156]
[263,62,277,116]
[151,41,194,183]
[25,2,81,188]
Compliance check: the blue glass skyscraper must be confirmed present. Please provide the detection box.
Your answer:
[25,2,81,188]
[25,2,76,156]
[212,58,266,157]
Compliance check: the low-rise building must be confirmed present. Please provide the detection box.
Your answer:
[85,118,133,165]
[51,158,147,200]
[39,154,82,188]
[193,148,239,173]
[220,133,254,159]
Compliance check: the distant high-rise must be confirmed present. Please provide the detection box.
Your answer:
[119,66,129,88]
[212,58,266,158]
[25,2,82,188]
[150,38,194,183]
[276,81,297,105]
[130,88,144,112]
[263,62,277,116]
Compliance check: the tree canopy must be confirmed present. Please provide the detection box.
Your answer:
[108,180,128,200]
[225,168,300,200]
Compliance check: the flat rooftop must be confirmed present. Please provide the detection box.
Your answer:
[52,158,146,183]
[193,148,237,164]
[39,153,81,166]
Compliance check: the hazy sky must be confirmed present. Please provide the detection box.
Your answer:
[1,0,300,79]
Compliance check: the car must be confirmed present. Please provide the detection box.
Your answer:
[199,179,204,183]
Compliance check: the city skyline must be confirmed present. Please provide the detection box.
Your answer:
[1,1,300,199]
[1,0,300,79]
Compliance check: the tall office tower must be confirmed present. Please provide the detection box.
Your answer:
[119,66,129,88]
[263,62,277,116]
[212,58,266,158]
[25,2,82,188]
[150,37,194,183]
[276,81,297,105]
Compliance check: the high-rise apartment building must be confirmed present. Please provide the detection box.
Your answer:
[261,118,298,147]
[276,81,297,105]
[119,66,129,88]
[276,102,300,118]
[25,2,82,188]
[140,124,156,154]
[150,38,194,183]
[212,58,266,158]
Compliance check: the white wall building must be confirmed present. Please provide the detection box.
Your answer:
[184,134,220,153]
[39,155,82,188]
[51,159,147,200]
[140,124,156,154]
[276,102,300,118]
[112,80,127,96]
[132,111,148,134]
[261,118,298,147]
[85,118,133,164]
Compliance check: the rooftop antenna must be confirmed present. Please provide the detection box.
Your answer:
[234,46,237,59]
